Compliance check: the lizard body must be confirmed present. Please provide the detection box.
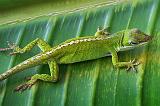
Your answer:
[0,27,152,91]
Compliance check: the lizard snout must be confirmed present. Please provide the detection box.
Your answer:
[144,35,152,42]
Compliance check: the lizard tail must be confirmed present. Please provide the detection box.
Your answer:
[0,56,42,81]
[0,69,13,81]
[0,63,36,81]
[0,65,27,81]
[0,51,53,81]
[0,62,39,81]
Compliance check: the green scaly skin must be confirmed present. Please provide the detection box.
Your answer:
[0,27,152,92]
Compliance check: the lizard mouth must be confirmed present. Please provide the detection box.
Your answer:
[119,39,151,52]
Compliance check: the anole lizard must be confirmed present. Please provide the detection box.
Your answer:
[0,27,152,92]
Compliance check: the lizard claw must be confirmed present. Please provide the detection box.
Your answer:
[6,41,23,55]
[0,41,21,56]
[0,41,16,52]
[14,83,32,92]
[14,80,37,92]
[7,41,16,49]
[9,51,20,55]
[25,76,31,81]
[126,59,140,72]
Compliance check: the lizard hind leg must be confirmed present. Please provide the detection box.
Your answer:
[10,38,52,55]
[95,26,111,37]
[14,61,59,92]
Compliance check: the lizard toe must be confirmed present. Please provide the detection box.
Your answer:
[25,76,32,81]
[14,83,29,92]
[14,80,37,92]
[9,52,19,55]
[126,59,140,72]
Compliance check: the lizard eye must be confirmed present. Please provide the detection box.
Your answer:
[129,41,138,45]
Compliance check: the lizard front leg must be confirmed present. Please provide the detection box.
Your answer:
[14,60,59,92]
[111,50,140,71]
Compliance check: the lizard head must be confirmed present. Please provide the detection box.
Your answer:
[123,28,152,46]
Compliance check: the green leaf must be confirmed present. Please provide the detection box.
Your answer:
[0,0,159,106]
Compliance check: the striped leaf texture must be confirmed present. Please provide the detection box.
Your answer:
[0,0,160,106]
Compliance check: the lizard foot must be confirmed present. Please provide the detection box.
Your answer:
[6,41,24,55]
[0,41,22,55]
[14,80,37,92]
[126,59,140,72]
[0,41,16,52]
[97,26,111,35]
[9,51,20,55]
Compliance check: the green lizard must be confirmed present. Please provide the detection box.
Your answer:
[0,27,152,92]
